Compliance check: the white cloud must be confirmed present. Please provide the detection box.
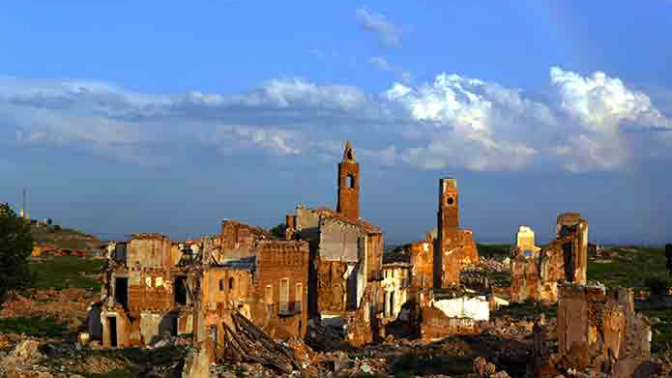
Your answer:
[549,67,672,171]
[355,8,402,47]
[213,125,303,156]
[1,67,671,172]
[386,73,546,171]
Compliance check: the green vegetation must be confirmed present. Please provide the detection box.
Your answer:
[83,370,133,378]
[269,223,287,239]
[588,246,666,289]
[494,299,557,320]
[639,308,672,354]
[29,256,105,290]
[0,203,35,302]
[393,350,473,377]
[477,243,511,260]
[31,222,101,251]
[0,316,68,337]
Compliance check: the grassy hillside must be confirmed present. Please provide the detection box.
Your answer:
[31,223,103,251]
[587,246,666,289]
[29,256,105,290]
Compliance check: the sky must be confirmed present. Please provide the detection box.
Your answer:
[1,0,671,245]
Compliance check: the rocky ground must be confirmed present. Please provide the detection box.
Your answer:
[2,251,672,377]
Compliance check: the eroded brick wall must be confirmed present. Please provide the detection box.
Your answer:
[410,237,433,288]
[316,260,349,312]
[366,233,384,282]
[557,284,651,377]
[254,240,310,338]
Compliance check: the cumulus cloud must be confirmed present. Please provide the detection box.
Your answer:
[549,67,672,171]
[385,74,546,171]
[1,67,671,172]
[355,8,402,47]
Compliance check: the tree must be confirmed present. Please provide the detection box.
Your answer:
[666,244,672,276]
[0,203,34,302]
[269,223,287,239]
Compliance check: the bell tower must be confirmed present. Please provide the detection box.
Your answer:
[434,178,461,288]
[438,178,459,230]
[337,140,360,222]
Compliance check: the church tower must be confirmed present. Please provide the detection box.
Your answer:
[337,140,360,222]
[438,178,459,230]
[434,178,461,287]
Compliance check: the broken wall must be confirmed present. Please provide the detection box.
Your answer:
[409,238,434,288]
[220,220,270,258]
[557,284,651,378]
[319,219,360,263]
[126,234,172,269]
[382,264,410,319]
[366,232,384,281]
[419,306,482,341]
[254,240,310,338]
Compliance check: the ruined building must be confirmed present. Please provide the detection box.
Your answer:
[95,230,310,357]
[555,283,651,378]
[284,141,385,345]
[516,225,541,257]
[510,213,589,303]
[434,178,479,288]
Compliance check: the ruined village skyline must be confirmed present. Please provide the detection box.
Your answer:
[1,2,671,377]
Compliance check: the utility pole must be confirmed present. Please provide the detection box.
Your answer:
[20,188,27,219]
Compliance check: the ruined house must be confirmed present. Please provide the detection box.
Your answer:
[285,141,385,345]
[555,283,651,378]
[95,230,310,356]
[516,225,541,257]
[381,261,410,320]
[510,213,588,304]
[434,178,479,288]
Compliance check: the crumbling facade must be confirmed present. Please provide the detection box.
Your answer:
[97,231,310,355]
[381,262,410,319]
[287,142,384,319]
[511,213,588,303]
[555,283,651,378]
[516,225,540,257]
[282,141,385,346]
[410,234,435,289]
[434,178,478,288]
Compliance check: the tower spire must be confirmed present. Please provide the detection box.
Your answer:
[342,140,356,163]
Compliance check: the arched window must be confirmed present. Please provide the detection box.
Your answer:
[346,174,355,189]
[219,279,225,291]
[229,277,234,290]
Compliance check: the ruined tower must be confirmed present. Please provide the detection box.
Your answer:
[337,140,360,222]
[434,178,461,288]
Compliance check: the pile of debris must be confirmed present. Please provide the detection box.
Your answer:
[0,288,95,330]
[221,312,303,374]
[473,356,511,378]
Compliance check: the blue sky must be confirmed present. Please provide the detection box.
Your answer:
[1,0,671,245]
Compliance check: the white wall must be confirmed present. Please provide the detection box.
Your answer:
[434,296,490,321]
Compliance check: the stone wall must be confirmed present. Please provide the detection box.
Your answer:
[510,214,588,304]
[126,234,172,269]
[254,240,310,338]
[557,284,651,378]
[410,237,434,288]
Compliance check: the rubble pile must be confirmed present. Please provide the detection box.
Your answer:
[473,356,511,378]
[0,288,95,330]
[222,312,303,374]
